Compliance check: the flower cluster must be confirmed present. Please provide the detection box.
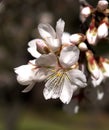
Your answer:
[14,0,109,113]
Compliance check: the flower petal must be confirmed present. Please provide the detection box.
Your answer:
[22,82,35,93]
[97,23,108,39]
[36,53,57,67]
[56,19,65,39]
[91,70,104,87]
[43,72,64,100]
[62,32,71,45]
[59,46,80,68]
[38,23,56,39]
[27,39,42,58]
[67,69,87,87]
[14,61,37,85]
[45,37,61,52]
[60,77,77,104]
[86,28,98,45]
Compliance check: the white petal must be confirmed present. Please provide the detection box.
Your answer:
[34,68,49,81]
[56,19,65,39]
[43,72,64,100]
[67,69,87,87]
[14,62,37,85]
[27,39,42,58]
[45,37,61,52]
[62,32,71,45]
[97,23,108,39]
[36,53,57,67]
[59,46,80,68]
[38,23,56,39]
[70,34,83,44]
[91,70,104,87]
[78,42,88,51]
[22,82,35,93]
[60,77,77,104]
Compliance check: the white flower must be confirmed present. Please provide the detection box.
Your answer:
[14,59,50,92]
[97,23,108,39]
[42,46,87,104]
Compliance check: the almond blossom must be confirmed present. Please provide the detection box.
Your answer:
[14,19,87,104]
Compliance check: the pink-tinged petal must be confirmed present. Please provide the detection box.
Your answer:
[36,39,50,54]
[67,69,87,87]
[59,46,80,68]
[99,57,109,77]
[97,23,108,39]
[56,19,65,39]
[86,28,98,45]
[60,77,77,104]
[27,39,42,58]
[36,53,57,67]
[86,50,101,79]
[38,23,56,39]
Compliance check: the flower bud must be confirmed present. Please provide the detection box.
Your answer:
[86,50,100,79]
[80,6,92,17]
[97,17,108,39]
[78,42,88,51]
[70,33,85,45]
[36,39,50,54]
[99,57,109,77]
[97,0,108,11]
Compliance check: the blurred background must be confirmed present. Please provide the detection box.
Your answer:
[0,0,109,130]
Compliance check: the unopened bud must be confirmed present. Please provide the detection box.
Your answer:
[81,6,92,17]
[86,50,100,79]
[99,57,109,77]
[78,42,88,51]
[97,0,108,11]
[97,17,108,39]
[70,33,85,45]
